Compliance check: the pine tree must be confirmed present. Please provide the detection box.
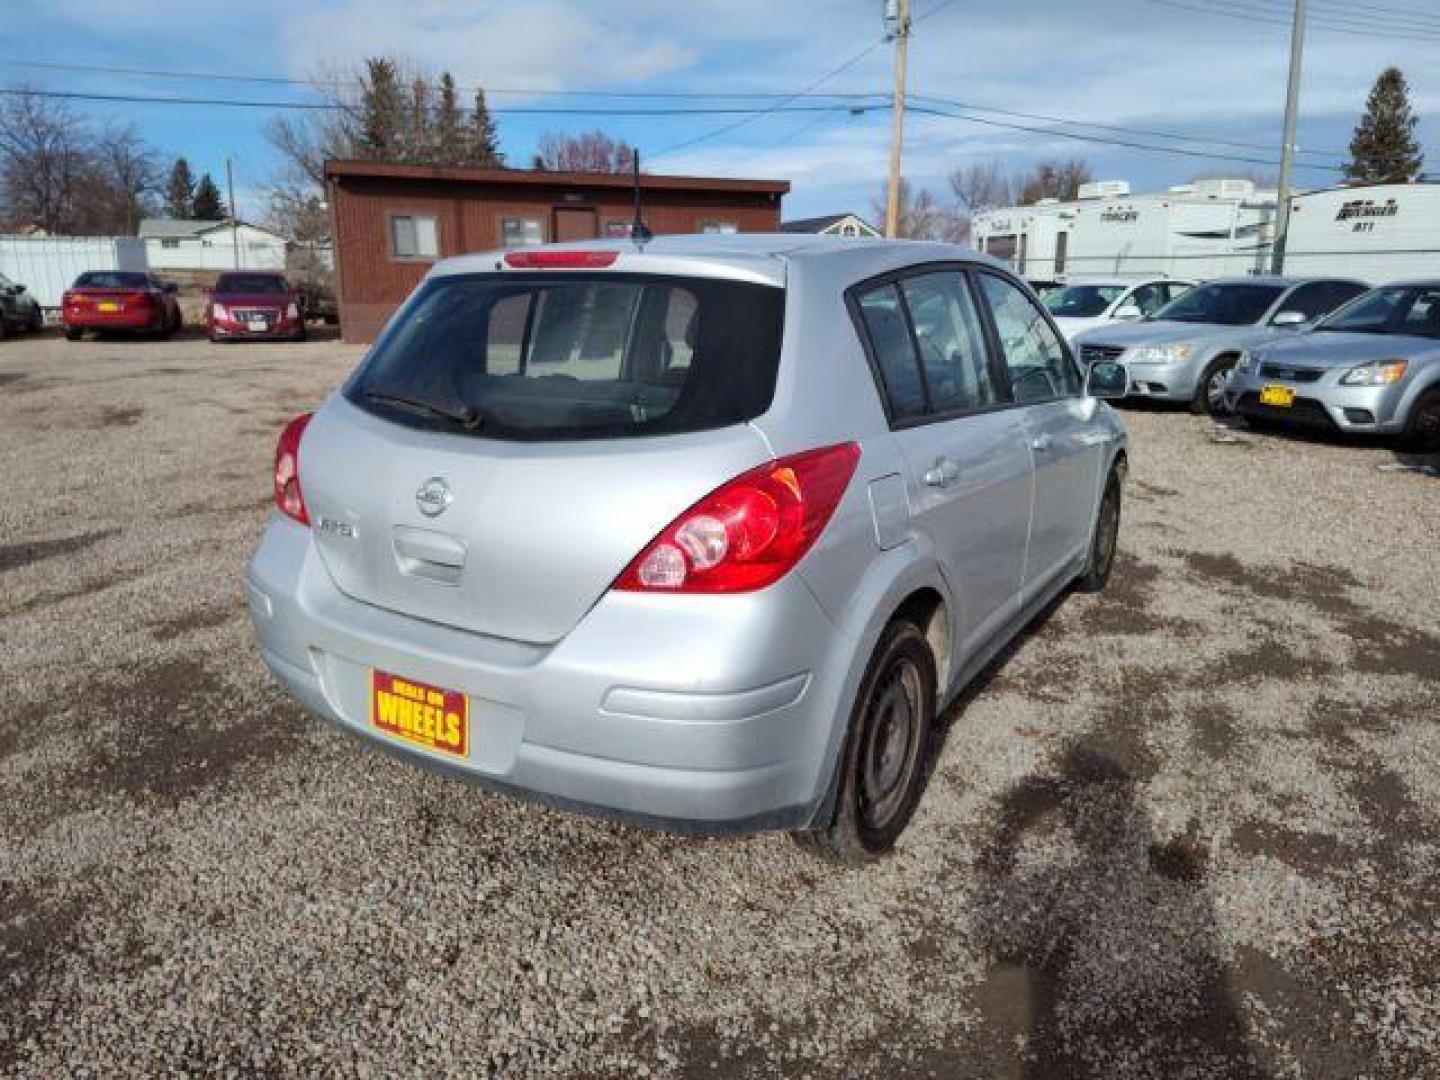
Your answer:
[192,173,225,220]
[164,158,195,218]
[435,73,466,165]
[1345,68,1425,184]
[359,57,405,158]
[470,89,504,168]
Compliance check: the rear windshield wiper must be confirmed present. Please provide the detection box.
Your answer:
[364,387,485,430]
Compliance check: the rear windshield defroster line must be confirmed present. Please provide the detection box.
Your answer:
[346,272,785,442]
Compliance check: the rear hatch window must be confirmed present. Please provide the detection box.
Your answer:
[346,272,785,441]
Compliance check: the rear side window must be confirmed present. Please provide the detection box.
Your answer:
[856,285,927,420]
[347,273,783,441]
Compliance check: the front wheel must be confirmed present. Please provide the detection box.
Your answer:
[1401,389,1440,453]
[792,619,937,866]
[1075,468,1122,593]
[1192,355,1237,416]
[27,306,43,333]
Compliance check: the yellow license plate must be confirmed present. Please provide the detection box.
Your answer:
[1259,385,1295,407]
[97,301,120,313]
[370,669,469,757]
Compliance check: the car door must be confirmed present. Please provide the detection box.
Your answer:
[975,270,1102,600]
[852,269,1033,661]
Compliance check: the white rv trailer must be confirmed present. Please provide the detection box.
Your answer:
[972,178,1277,285]
[1281,183,1440,284]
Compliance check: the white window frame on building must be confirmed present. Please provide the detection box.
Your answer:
[389,213,440,260]
[698,220,739,235]
[501,217,546,248]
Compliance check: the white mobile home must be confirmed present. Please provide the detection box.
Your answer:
[0,235,148,309]
[1281,183,1440,284]
[973,178,1277,284]
[139,218,288,272]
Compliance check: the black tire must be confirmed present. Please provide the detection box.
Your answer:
[792,619,937,866]
[1401,389,1440,453]
[1192,355,1238,416]
[1075,468,1122,593]
[27,305,43,333]
[64,326,83,341]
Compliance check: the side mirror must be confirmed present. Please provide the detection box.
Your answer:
[1113,301,1142,321]
[12,284,26,295]
[1272,310,1308,328]
[1085,360,1129,400]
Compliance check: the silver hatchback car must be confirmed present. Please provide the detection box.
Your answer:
[246,235,1129,863]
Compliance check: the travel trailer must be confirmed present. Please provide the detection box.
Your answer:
[1280,183,1440,284]
[972,178,1277,285]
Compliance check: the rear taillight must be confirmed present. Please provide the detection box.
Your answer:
[273,413,314,525]
[615,442,861,594]
[127,290,154,307]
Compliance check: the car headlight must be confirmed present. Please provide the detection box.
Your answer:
[286,302,300,320]
[1125,343,1192,364]
[212,303,229,321]
[1340,360,1408,386]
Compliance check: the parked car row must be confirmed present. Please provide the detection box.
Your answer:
[1069,274,1439,449]
[40,270,313,342]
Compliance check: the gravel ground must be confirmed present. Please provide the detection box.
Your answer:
[1,330,1438,1078]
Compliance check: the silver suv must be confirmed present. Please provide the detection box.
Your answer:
[246,236,1130,863]
[1073,276,1368,415]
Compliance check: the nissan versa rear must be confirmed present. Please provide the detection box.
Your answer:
[247,235,1129,863]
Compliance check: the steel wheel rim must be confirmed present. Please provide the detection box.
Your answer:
[859,658,923,831]
[1207,367,1230,407]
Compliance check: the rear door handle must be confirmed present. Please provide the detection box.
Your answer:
[1030,434,1056,454]
[923,458,961,488]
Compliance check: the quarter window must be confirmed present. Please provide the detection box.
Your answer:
[978,273,1081,402]
[391,214,440,259]
[898,273,999,413]
[856,286,928,421]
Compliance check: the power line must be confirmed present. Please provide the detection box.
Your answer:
[1141,0,1440,41]
[1254,0,1440,31]
[912,93,1345,160]
[910,103,1343,173]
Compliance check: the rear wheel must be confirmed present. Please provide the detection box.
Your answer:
[792,619,937,866]
[64,326,83,341]
[27,305,43,333]
[1192,355,1238,416]
[1401,389,1440,453]
[1075,467,1122,593]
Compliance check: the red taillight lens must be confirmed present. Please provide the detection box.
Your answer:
[273,412,314,525]
[503,250,619,269]
[615,442,861,594]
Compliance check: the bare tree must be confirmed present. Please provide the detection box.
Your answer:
[949,161,1014,215]
[87,124,161,234]
[1015,158,1093,205]
[534,130,637,174]
[0,88,92,233]
[870,179,963,241]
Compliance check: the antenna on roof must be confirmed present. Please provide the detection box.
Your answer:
[629,149,652,244]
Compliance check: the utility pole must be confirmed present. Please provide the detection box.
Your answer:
[884,0,911,239]
[1270,0,1306,274]
[227,157,241,270]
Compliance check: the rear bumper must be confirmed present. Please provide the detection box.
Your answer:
[64,310,159,330]
[245,515,851,834]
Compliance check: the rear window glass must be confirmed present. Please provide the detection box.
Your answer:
[75,272,149,289]
[216,273,288,293]
[346,273,784,441]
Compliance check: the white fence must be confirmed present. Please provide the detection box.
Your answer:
[0,236,148,308]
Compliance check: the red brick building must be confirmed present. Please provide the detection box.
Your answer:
[325,160,790,342]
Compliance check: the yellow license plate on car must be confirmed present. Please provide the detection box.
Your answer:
[97,301,120,313]
[1260,385,1296,407]
[370,669,468,757]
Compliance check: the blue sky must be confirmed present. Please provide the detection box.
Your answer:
[6,0,1439,226]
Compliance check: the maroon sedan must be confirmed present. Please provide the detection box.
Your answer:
[62,271,183,340]
[206,272,306,342]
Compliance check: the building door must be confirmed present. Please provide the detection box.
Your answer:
[553,207,599,243]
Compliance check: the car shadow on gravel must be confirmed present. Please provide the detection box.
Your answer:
[966,743,1267,1078]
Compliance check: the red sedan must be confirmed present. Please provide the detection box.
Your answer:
[206,272,306,342]
[63,271,183,340]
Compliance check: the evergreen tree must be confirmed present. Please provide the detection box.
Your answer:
[359,57,405,158]
[471,89,504,168]
[164,157,195,218]
[435,73,466,165]
[1345,68,1424,184]
[191,173,225,220]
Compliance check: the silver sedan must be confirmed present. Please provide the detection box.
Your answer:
[1226,281,1440,449]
